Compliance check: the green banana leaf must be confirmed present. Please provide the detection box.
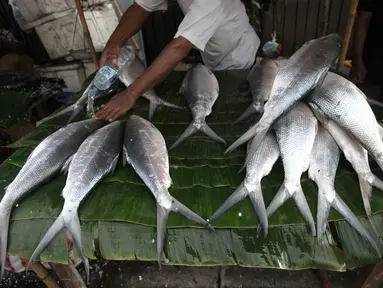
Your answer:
[1,70,383,268]
[0,91,32,129]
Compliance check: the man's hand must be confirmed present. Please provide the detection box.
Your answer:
[99,43,120,68]
[350,58,367,84]
[95,89,138,121]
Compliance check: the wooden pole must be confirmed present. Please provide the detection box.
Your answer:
[337,0,359,72]
[28,262,61,288]
[74,0,98,66]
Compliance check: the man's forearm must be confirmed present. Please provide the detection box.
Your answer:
[353,11,372,59]
[107,3,150,46]
[127,37,193,99]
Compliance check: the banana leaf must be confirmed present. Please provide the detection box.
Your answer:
[1,70,383,268]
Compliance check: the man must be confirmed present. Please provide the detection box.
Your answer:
[350,0,382,100]
[96,0,260,121]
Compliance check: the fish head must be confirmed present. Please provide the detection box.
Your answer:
[302,34,342,68]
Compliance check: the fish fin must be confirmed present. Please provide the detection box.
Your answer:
[0,210,10,279]
[315,69,328,89]
[358,174,373,216]
[266,182,290,220]
[200,122,226,146]
[61,154,75,175]
[107,155,120,175]
[66,213,90,284]
[122,146,130,167]
[148,97,185,121]
[332,193,381,256]
[27,214,65,270]
[156,204,169,265]
[248,185,268,237]
[36,104,75,127]
[225,124,267,157]
[209,182,248,221]
[233,104,263,125]
[316,189,332,242]
[170,197,213,231]
[292,186,316,237]
[168,122,198,151]
[66,105,84,125]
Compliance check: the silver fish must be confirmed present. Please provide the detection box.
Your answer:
[209,132,280,236]
[234,58,283,124]
[315,115,383,216]
[308,125,380,255]
[307,72,383,174]
[123,115,212,262]
[118,46,185,120]
[266,102,317,236]
[27,121,123,283]
[169,63,226,150]
[225,34,342,156]
[0,119,105,278]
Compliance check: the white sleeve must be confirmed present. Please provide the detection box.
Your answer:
[134,0,168,12]
[174,0,226,51]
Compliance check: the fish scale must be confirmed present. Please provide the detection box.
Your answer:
[27,121,123,284]
[308,125,380,255]
[266,101,317,236]
[0,119,105,279]
[225,34,342,156]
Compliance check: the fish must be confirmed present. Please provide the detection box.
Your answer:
[123,115,212,262]
[118,46,185,120]
[307,72,383,175]
[308,125,380,255]
[0,119,105,279]
[209,132,280,236]
[225,34,342,157]
[169,63,226,150]
[233,57,284,124]
[314,114,383,216]
[266,102,317,236]
[27,121,123,283]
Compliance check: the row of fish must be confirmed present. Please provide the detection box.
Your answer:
[0,115,212,282]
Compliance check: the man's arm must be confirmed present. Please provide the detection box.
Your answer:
[99,3,150,67]
[96,36,192,121]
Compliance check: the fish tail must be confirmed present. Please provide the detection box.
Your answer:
[169,120,226,150]
[209,182,248,221]
[249,185,268,237]
[266,182,290,220]
[66,213,90,284]
[332,193,381,256]
[156,204,169,265]
[27,214,65,270]
[199,121,226,146]
[66,105,84,125]
[316,190,332,242]
[0,210,10,279]
[36,104,75,126]
[148,97,185,121]
[233,104,263,125]
[358,174,373,216]
[292,185,316,237]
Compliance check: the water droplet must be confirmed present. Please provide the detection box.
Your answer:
[151,239,155,243]
[238,212,242,217]
[165,258,169,264]
[138,275,142,281]
[15,204,19,207]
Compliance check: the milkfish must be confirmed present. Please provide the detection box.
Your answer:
[266,102,317,236]
[225,34,342,158]
[123,115,212,262]
[118,46,184,120]
[169,63,226,150]
[0,119,105,279]
[307,72,383,209]
[314,113,383,216]
[234,57,284,124]
[209,132,280,236]
[27,121,123,283]
[308,125,380,255]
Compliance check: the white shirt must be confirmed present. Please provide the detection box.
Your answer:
[134,0,260,70]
